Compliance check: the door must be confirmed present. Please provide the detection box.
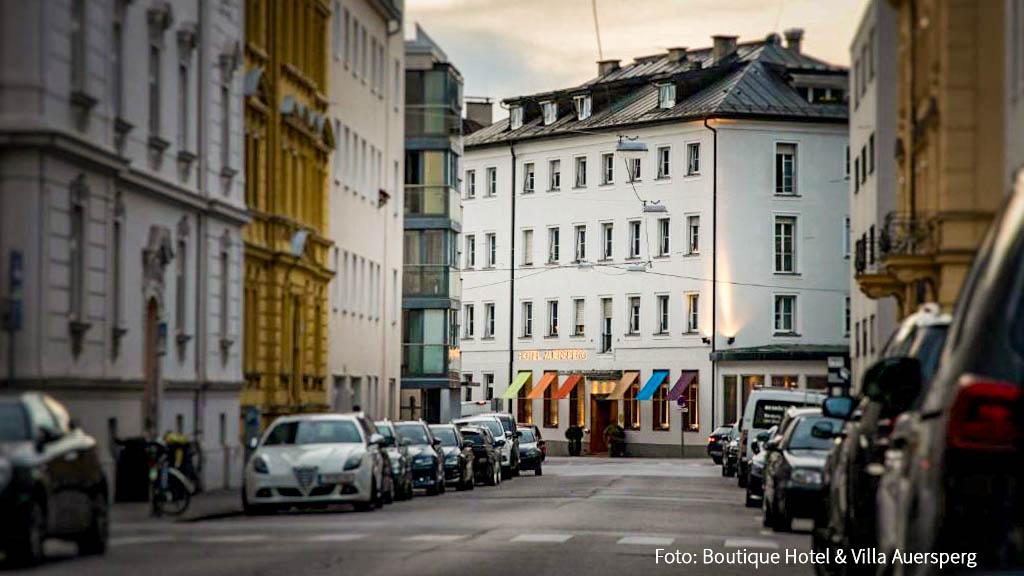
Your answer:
[589,399,618,454]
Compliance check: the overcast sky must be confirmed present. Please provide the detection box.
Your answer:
[405,0,867,116]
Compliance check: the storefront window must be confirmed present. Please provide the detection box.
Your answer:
[806,375,828,390]
[543,372,558,428]
[517,380,533,425]
[623,382,640,430]
[685,381,699,431]
[723,375,738,425]
[741,374,763,415]
[569,383,585,427]
[772,375,799,389]
[652,383,669,430]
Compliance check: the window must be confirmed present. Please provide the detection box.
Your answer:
[657,83,676,108]
[774,295,796,334]
[111,211,124,339]
[548,227,560,263]
[484,303,495,338]
[657,146,671,178]
[869,225,876,264]
[628,158,641,182]
[628,296,641,334]
[684,377,699,431]
[854,157,860,192]
[574,225,586,262]
[523,162,535,193]
[70,0,86,91]
[845,145,850,179]
[487,167,497,196]
[464,304,475,338]
[569,378,585,426]
[845,296,851,335]
[220,82,231,172]
[178,63,189,150]
[687,142,700,175]
[176,237,187,335]
[774,216,797,273]
[775,143,796,195]
[486,233,496,267]
[657,295,669,334]
[686,293,699,333]
[219,241,230,345]
[844,217,851,257]
[623,381,640,429]
[652,381,669,430]
[549,159,560,190]
[522,229,533,265]
[543,372,558,428]
[869,314,876,353]
[573,298,585,336]
[70,187,87,322]
[574,156,587,187]
[542,101,557,125]
[521,301,533,337]
[149,43,161,134]
[600,298,612,353]
[463,376,473,402]
[687,215,700,254]
[465,235,475,268]
[510,106,523,130]
[573,94,591,120]
[658,218,670,256]
[860,145,867,184]
[466,170,476,198]
[601,223,613,259]
[113,2,125,117]
[628,220,641,258]
[485,373,494,400]
[547,300,559,336]
[601,153,613,184]
[869,133,875,174]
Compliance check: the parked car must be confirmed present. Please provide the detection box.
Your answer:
[374,420,414,501]
[812,305,950,572]
[394,421,446,495]
[0,393,108,565]
[707,424,734,464]
[243,414,385,514]
[517,427,543,475]
[721,427,741,477]
[480,412,521,476]
[453,414,519,479]
[738,387,826,488]
[876,183,1024,573]
[762,409,841,531]
[517,423,545,461]
[455,425,502,486]
[429,424,474,491]
[745,425,779,507]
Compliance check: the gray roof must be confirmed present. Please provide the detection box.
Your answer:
[466,38,847,149]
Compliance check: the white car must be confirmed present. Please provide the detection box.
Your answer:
[243,414,385,513]
[453,415,516,478]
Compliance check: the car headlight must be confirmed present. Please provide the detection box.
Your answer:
[790,468,823,486]
[444,452,459,465]
[343,452,364,470]
[413,454,433,466]
[252,455,269,474]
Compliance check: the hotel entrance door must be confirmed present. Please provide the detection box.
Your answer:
[590,399,618,454]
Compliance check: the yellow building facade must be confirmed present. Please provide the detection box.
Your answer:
[242,0,334,427]
[858,0,1008,315]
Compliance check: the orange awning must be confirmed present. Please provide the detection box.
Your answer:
[526,372,559,399]
[555,374,583,399]
[607,371,640,400]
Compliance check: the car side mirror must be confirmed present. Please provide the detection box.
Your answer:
[811,421,839,440]
[755,431,770,443]
[822,395,855,420]
[515,431,522,438]
[863,357,923,410]
[765,437,781,452]
[432,438,442,447]
[537,440,546,448]
[494,438,506,447]
[248,437,259,450]
[369,433,385,446]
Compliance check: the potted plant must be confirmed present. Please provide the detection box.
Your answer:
[565,425,583,456]
[604,423,626,457]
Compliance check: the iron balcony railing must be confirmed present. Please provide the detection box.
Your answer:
[879,211,934,259]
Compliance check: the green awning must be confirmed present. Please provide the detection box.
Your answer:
[502,371,533,400]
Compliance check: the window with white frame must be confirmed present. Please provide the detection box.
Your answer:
[687,215,700,254]
[627,296,641,334]
[573,94,591,120]
[775,143,797,195]
[549,159,560,190]
[844,217,851,257]
[658,83,676,108]
[464,304,475,337]
[657,294,670,334]
[547,300,559,336]
[522,301,533,337]
[523,162,535,193]
[686,293,699,333]
[658,218,670,256]
[600,298,612,352]
[774,294,796,334]
[628,158,641,182]
[774,216,797,273]
[573,298,585,336]
[628,220,641,258]
[602,222,614,259]
[657,146,670,178]
[845,145,850,179]
[844,296,850,336]
[466,170,476,198]
[542,101,557,125]
[510,106,523,130]
[486,233,496,267]
[548,227,560,263]
[574,225,586,262]
[484,303,495,338]
[522,229,533,265]
[465,234,475,268]
[574,156,587,187]
[487,167,497,196]
[601,153,613,184]
[687,142,700,175]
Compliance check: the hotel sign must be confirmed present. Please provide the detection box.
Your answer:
[517,349,588,362]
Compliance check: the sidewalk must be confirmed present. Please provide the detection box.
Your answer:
[112,489,242,525]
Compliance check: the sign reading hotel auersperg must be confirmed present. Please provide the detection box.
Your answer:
[517,349,589,361]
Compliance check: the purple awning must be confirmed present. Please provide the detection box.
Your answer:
[667,371,698,402]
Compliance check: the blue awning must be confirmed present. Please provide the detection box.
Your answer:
[636,370,669,401]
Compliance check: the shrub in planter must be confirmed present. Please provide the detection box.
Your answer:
[604,423,626,457]
[565,425,583,456]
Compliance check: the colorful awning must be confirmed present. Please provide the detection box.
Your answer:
[667,370,699,402]
[502,371,533,400]
[607,371,640,400]
[526,372,559,399]
[636,370,669,401]
[555,374,583,399]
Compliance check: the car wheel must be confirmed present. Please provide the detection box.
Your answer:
[8,498,45,566]
[738,471,748,488]
[535,463,542,476]
[77,491,109,555]
[355,480,378,512]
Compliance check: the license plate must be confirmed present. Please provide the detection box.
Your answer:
[320,473,354,484]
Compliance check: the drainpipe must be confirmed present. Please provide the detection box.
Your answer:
[507,142,516,413]
[703,117,717,431]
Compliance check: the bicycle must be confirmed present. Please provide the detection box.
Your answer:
[146,440,196,517]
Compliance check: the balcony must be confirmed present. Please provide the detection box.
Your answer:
[403,265,459,298]
[402,343,460,378]
[404,185,461,221]
[405,106,462,139]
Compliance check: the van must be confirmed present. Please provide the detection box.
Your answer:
[736,387,825,487]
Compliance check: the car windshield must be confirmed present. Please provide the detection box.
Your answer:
[494,415,514,433]
[374,423,396,445]
[263,420,362,446]
[430,427,459,447]
[519,429,536,442]
[461,431,485,445]
[395,424,431,445]
[787,416,841,451]
[0,403,30,441]
[752,400,805,429]
[464,419,504,438]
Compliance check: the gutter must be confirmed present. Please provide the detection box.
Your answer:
[703,117,717,431]
[507,141,516,412]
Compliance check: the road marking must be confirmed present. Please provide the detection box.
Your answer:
[617,536,674,546]
[723,538,779,549]
[110,535,175,547]
[511,534,573,543]
[403,534,467,542]
[194,535,270,544]
[307,534,368,542]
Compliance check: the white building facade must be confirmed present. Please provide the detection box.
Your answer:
[461,32,849,456]
[326,0,404,419]
[0,0,247,491]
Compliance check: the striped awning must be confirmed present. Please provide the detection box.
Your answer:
[555,374,583,399]
[502,371,533,400]
[667,371,699,402]
[636,370,669,401]
[526,372,559,399]
[607,371,640,400]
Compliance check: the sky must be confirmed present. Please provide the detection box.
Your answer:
[405,0,868,117]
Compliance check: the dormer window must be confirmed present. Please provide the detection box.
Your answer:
[573,94,592,121]
[542,101,558,125]
[657,83,676,109]
[510,106,523,130]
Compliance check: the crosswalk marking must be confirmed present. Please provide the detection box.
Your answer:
[195,535,270,544]
[616,536,674,546]
[723,538,779,549]
[110,535,175,547]
[403,534,467,542]
[307,534,368,542]
[511,533,573,543]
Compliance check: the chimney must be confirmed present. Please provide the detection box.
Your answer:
[465,98,493,128]
[784,28,804,53]
[597,59,621,76]
[666,47,688,62]
[765,32,781,45]
[712,35,738,64]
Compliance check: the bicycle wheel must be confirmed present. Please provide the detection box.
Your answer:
[155,472,191,516]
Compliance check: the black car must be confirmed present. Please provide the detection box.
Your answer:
[516,427,543,475]
[762,409,842,531]
[812,305,950,573]
[707,424,734,464]
[0,393,108,565]
[394,421,445,495]
[745,425,779,507]
[374,420,414,501]
[455,425,502,486]
[429,424,474,491]
[517,423,545,462]
[721,426,741,477]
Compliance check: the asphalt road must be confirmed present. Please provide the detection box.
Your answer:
[7,457,818,576]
